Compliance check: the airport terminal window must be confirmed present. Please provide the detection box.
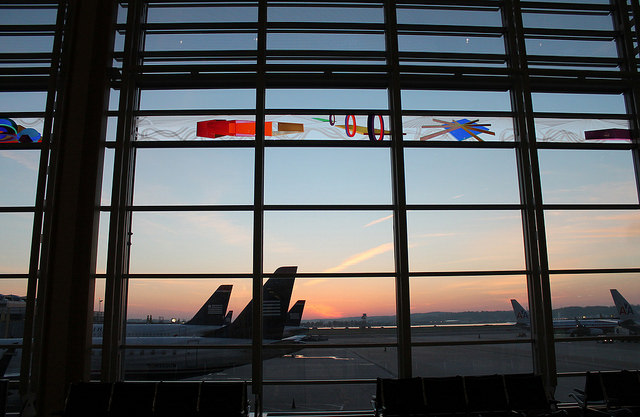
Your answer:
[102,0,640,413]
[4,1,640,415]
[0,1,63,398]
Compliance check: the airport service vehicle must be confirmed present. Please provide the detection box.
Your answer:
[611,289,640,334]
[510,299,619,336]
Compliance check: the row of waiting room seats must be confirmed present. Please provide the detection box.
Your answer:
[375,374,565,417]
[62,380,248,417]
[571,370,640,416]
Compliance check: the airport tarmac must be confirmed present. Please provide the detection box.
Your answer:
[3,325,637,415]
[200,325,640,414]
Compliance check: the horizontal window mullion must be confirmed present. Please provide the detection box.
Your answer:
[409,270,527,277]
[548,267,640,275]
[128,205,254,211]
[407,204,522,210]
[265,204,393,210]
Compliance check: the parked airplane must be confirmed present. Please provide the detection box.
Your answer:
[92,284,233,338]
[117,266,299,379]
[1,267,302,380]
[284,300,307,337]
[610,289,640,334]
[510,299,618,336]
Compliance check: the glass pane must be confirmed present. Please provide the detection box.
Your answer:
[397,7,502,26]
[274,342,378,379]
[539,150,638,204]
[139,90,256,111]
[266,89,388,111]
[0,150,40,206]
[398,35,505,54]
[0,93,47,113]
[531,93,626,114]
[101,148,114,206]
[147,6,257,23]
[402,90,512,112]
[268,33,384,51]
[405,148,520,204]
[0,280,28,338]
[265,148,392,205]
[264,383,378,412]
[268,6,383,23]
[522,11,614,30]
[287,277,396,331]
[138,115,259,141]
[0,213,33,274]
[534,118,631,143]
[410,276,528,332]
[0,35,53,54]
[412,344,533,376]
[525,38,617,58]
[96,212,109,275]
[264,211,395,274]
[402,116,515,142]
[1,7,57,24]
[144,33,258,52]
[407,211,525,272]
[126,278,251,329]
[133,148,254,205]
[265,114,391,141]
[545,210,640,269]
[555,340,640,373]
[128,212,253,274]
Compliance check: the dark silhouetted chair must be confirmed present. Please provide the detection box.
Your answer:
[422,375,467,416]
[504,373,565,417]
[154,381,200,417]
[198,381,248,417]
[109,381,156,417]
[465,374,511,417]
[571,371,606,415]
[599,370,640,416]
[63,382,112,417]
[376,377,426,417]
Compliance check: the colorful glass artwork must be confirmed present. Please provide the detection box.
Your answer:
[196,119,305,139]
[584,128,632,141]
[420,119,495,141]
[314,115,391,140]
[0,118,42,143]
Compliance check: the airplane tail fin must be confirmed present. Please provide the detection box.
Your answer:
[185,284,233,326]
[212,266,297,340]
[285,300,306,327]
[611,289,636,322]
[511,299,530,327]
[224,310,233,325]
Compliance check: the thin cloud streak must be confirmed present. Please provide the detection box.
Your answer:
[324,242,394,273]
[364,214,393,228]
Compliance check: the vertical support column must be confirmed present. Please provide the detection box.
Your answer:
[102,0,146,383]
[611,0,640,198]
[21,1,68,398]
[503,0,557,393]
[384,0,412,378]
[252,1,268,415]
[33,0,115,415]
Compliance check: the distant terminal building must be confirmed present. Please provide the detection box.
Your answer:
[0,294,26,338]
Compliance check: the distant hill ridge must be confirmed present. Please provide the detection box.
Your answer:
[303,304,634,327]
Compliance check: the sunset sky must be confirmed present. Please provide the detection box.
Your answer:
[2,3,639,321]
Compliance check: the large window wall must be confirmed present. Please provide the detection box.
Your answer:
[0,2,66,408]
[2,0,640,415]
